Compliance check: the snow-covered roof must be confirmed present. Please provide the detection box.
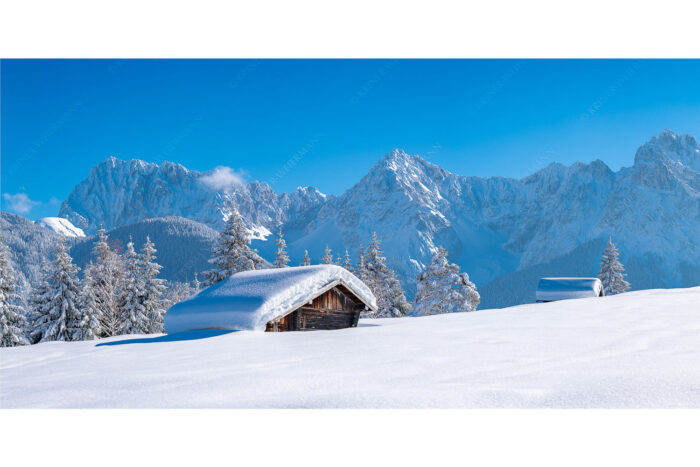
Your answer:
[164,265,377,333]
[536,277,604,302]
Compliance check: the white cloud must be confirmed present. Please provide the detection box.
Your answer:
[199,166,246,191]
[2,193,41,214]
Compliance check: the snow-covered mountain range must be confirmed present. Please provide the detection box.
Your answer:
[42,130,700,306]
[58,157,327,237]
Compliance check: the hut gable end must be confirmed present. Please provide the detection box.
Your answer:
[310,286,361,312]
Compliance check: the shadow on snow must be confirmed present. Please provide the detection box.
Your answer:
[95,329,237,347]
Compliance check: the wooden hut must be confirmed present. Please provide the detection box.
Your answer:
[164,265,377,333]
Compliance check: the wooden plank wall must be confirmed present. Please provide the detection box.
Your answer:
[295,307,357,331]
[265,286,364,332]
[309,287,358,312]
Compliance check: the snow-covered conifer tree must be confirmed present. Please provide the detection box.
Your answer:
[37,239,95,342]
[413,246,480,316]
[362,233,412,318]
[140,236,166,333]
[356,245,367,282]
[301,250,311,266]
[341,249,354,273]
[89,229,125,337]
[383,269,412,316]
[204,208,264,285]
[192,272,200,293]
[273,229,290,268]
[0,236,30,347]
[321,245,334,264]
[598,237,631,295]
[76,265,101,340]
[28,261,52,343]
[119,238,149,334]
[161,281,193,311]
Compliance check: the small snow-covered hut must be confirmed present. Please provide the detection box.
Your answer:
[535,277,604,303]
[164,265,377,333]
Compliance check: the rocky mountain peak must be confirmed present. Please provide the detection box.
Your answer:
[634,130,700,171]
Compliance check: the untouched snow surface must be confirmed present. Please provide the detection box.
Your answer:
[164,265,377,333]
[35,217,85,237]
[2,286,700,408]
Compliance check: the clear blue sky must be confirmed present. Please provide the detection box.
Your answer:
[2,59,700,219]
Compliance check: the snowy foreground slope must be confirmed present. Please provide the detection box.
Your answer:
[2,287,699,408]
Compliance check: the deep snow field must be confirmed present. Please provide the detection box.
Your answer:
[1,287,699,408]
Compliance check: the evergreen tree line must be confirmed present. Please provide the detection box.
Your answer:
[204,209,633,319]
[202,208,480,318]
[2,207,632,347]
[0,230,180,346]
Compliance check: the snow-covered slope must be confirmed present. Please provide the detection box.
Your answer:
[2,286,699,408]
[54,130,700,306]
[69,216,219,284]
[0,212,68,299]
[35,217,85,237]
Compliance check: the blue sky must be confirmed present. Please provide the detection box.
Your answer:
[2,59,700,219]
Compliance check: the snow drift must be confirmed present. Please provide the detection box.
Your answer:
[535,277,603,302]
[164,265,377,333]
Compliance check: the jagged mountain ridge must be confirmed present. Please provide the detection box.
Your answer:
[58,157,328,236]
[56,130,700,306]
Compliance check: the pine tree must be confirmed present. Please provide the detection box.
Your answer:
[598,237,631,295]
[301,250,311,266]
[361,233,412,318]
[273,228,290,268]
[204,208,264,285]
[0,236,30,347]
[321,245,334,264]
[37,239,95,342]
[89,229,125,337]
[140,237,166,333]
[28,261,52,343]
[76,265,101,340]
[192,272,201,293]
[341,249,354,273]
[357,245,368,282]
[383,269,413,317]
[413,246,480,316]
[119,238,149,334]
[161,281,194,311]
